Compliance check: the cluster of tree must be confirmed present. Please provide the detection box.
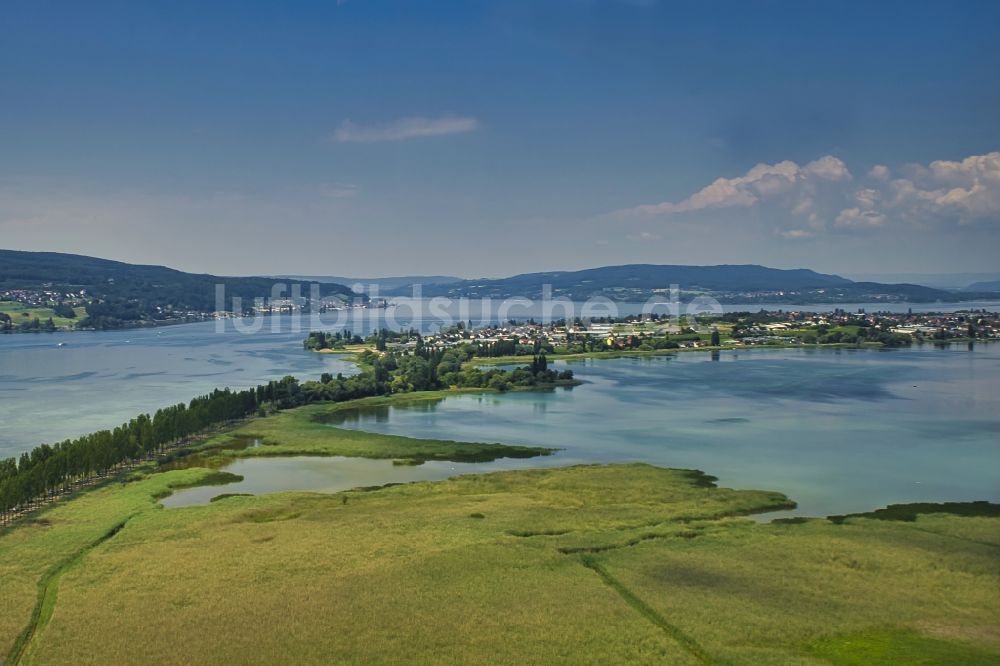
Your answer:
[78,298,148,329]
[304,328,429,352]
[473,338,555,358]
[369,327,421,352]
[52,302,77,318]
[868,331,913,347]
[295,371,384,404]
[303,329,365,351]
[804,328,912,347]
[1,315,57,333]
[360,346,573,393]
[0,377,301,524]
[722,312,784,328]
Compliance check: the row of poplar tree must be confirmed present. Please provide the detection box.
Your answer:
[1,347,569,525]
[0,375,309,525]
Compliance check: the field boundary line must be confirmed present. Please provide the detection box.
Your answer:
[7,515,136,665]
[580,555,718,665]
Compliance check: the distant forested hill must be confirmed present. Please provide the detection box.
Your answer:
[273,274,461,293]
[964,280,1000,292]
[0,249,358,329]
[386,263,961,303]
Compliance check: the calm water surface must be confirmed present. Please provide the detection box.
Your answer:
[161,455,550,508]
[0,318,357,457]
[324,345,1000,517]
[2,307,998,518]
[4,300,998,458]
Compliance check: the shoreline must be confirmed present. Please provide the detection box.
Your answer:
[7,385,998,523]
[465,338,995,366]
[5,296,999,335]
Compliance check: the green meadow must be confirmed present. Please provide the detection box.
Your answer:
[1,406,998,665]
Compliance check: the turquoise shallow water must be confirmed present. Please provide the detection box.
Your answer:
[160,455,551,508]
[324,345,1000,517]
[0,322,352,458]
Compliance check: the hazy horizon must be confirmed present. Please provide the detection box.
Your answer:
[7,247,1000,289]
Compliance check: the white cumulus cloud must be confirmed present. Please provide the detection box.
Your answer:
[779,228,816,239]
[884,151,1000,222]
[609,150,1000,236]
[868,165,890,181]
[612,155,850,220]
[835,207,887,228]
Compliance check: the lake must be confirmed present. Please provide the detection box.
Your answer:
[162,343,1000,517]
[312,345,1000,517]
[160,455,553,508]
[1,305,998,518]
[4,299,999,458]
[0,318,355,458]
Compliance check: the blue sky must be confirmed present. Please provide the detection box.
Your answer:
[1,0,998,277]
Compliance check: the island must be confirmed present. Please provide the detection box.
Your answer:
[301,309,998,371]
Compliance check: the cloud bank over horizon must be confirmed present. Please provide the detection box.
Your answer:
[610,151,1000,240]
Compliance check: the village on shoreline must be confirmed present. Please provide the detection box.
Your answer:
[305,308,1000,360]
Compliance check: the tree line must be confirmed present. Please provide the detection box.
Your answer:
[0,313,57,333]
[0,377,299,525]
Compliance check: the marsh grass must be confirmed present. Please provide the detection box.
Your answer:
[209,493,252,502]
[2,462,997,664]
[810,628,999,665]
[0,468,237,661]
[598,514,1000,663]
[828,500,1000,524]
[148,471,243,500]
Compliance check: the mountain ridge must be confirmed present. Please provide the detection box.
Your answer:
[381,263,992,303]
[0,249,360,330]
[272,275,461,293]
[3,251,996,310]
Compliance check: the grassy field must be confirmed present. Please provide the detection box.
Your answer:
[1,452,997,663]
[0,468,240,663]
[0,302,86,330]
